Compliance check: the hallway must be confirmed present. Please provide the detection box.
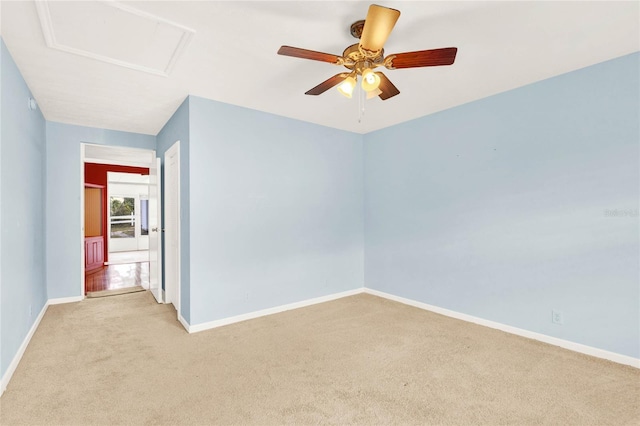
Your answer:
[108,250,149,265]
[85,262,149,296]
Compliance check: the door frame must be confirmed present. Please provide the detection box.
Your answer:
[80,143,158,297]
[164,140,181,319]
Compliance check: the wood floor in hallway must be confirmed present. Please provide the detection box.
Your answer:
[85,262,149,294]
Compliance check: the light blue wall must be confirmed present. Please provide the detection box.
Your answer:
[45,122,155,299]
[188,96,364,325]
[156,97,190,321]
[1,30,637,373]
[0,40,47,378]
[364,52,640,358]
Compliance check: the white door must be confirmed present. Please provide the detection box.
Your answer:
[164,141,180,315]
[149,157,163,303]
[138,194,150,251]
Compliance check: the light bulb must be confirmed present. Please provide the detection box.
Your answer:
[361,69,381,92]
[337,76,357,98]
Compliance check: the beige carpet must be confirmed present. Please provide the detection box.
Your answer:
[1,292,638,425]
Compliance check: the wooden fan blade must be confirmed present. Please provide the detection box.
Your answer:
[359,5,400,54]
[386,47,458,69]
[305,73,349,96]
[376,72,400,100]
[278,46,342,64]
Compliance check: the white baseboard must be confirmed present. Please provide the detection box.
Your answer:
[363,288,640,369]
[0,302,49,395]
[3,286,636,399]
[186,288,364,333]
[48,296,84,305]
[177,313,190,332]
[1,295,85,396]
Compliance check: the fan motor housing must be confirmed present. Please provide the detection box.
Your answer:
[342,43,384,72]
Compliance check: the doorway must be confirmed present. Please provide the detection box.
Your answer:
[81,144,162,301]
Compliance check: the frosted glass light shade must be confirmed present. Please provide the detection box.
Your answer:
[361,68,381,92]
[337,76,357,98]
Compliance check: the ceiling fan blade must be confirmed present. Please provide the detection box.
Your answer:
[386,47,458,69]
[359,5,401,54]
[376,72,400,100]
[277,46,342,64]
[305,73,349,96]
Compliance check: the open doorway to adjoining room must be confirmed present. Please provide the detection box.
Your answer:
[84,164,150,297]
[81,144,162,300]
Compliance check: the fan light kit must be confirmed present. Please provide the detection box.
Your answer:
[278,4,458,101]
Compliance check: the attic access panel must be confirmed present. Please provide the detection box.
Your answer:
[36,0,195,76]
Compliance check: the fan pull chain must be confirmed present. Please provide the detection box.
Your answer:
[357,83,361,123]
[357,82,366,123]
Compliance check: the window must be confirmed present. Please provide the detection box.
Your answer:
[140,198,149,236]
[110,196,135,238]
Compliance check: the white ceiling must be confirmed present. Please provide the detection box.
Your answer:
[1,1,638,136]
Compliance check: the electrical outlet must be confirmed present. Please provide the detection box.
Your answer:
[552,310,564,325]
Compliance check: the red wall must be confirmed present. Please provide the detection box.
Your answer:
[84,163,149,263]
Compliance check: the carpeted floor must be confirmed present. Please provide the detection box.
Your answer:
[1,291,638,425]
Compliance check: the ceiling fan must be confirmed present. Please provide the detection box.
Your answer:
[277,4,458,101]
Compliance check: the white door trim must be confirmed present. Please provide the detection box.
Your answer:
[80,144,86,298]
[164,141,181,318]
[80,143,157,297]
[149,157,163,303]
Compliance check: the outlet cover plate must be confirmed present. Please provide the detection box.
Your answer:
[552,310,564,325]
